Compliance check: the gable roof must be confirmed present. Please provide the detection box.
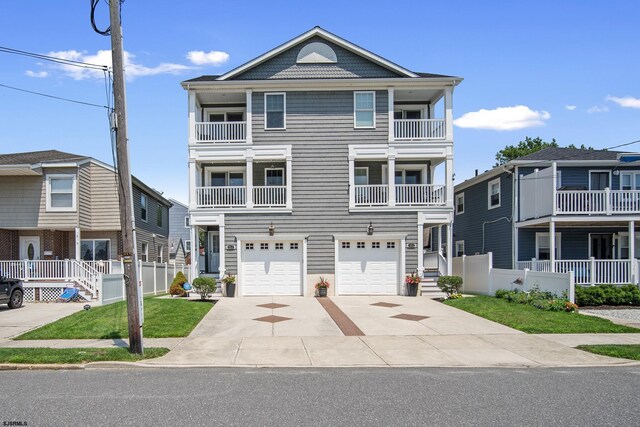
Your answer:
[216,26,425,81]
[0,150,88,165]
[515,147,620,162]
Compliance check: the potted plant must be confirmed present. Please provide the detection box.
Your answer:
[315,276,330,297]
[221,274,236,298]
[405,272,421,297]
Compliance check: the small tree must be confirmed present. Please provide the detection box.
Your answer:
[192,277,217,300]
[171,271,187,287]
[169,271,188,296]
[495,137,558,166]
[437,275,463,298]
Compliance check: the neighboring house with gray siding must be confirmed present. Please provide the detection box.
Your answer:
[183,27,462,296]
[169,198,190,264]
[454,147,640,285]
[0,150,171,265]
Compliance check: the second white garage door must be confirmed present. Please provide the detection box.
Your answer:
[337,239,400,295]
[240,240,303,295]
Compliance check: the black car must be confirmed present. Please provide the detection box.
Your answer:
[0,274,23,309]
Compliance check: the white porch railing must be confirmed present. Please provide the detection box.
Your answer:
[556,189,640,214]
[354,184,388,206]
[84,260,111,274]
[396,184,446,206]
[393,119,446,141]
[517,258,635,285]
[196,186,246,207]
[253,186,286,207]
[195,122,246,143]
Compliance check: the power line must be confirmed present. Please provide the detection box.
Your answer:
[0,46,108,70]
[0,83,109,109]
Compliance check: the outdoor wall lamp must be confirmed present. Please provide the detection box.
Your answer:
[268,222,275,236]
[367,221,374,235]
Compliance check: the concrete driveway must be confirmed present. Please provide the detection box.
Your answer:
[0,302,84,339]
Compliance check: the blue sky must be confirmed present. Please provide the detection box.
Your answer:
[1,0,639,204]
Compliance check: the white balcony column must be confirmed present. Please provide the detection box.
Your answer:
[388,155,396,206]
[549,221,556,272]
[444,86,453,141]
[219,224,226,277]
[417,223,424,274]
[285,155,293,210]
[245,89,253,144]
[75,227,81,261]
[551,162,558,215]
[437,225,442,255]
[387,87,394,142]
[348,156,355,208]
[445,154,454,207]
[629,221,635,262]
[446,223,453,275]
[246,157,254,208]
[188,90,197,143]
[189,160,198,209]
[190,225,198,280]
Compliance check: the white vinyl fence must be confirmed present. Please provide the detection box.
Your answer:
[453,253,575,303]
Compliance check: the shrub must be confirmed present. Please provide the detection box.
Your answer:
[575,284,640,307]
[191,277,217,300]
[169,282,186,297]
[494,288,573,312]
[437,275,463,297]
[171,271,187,288]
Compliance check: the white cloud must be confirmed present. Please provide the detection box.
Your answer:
[44,49,193,80]
[453,105,551,131]
[565,105,576,111]
[587,105,609,114]
[187,50,229,66]
[25,70,48,78]
[606,95,640,109]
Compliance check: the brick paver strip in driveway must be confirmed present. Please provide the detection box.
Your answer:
[316,297,364,336]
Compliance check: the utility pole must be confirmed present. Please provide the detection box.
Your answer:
[109,0,143,354]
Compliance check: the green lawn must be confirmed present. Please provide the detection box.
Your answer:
[444,295,640,334]
[17,297,213,340]
[577,345,640,361]
[0,347,169,364]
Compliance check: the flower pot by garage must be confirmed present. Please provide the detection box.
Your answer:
[407,283,418,297]
[226,282,236,297]
[317,287,328,297]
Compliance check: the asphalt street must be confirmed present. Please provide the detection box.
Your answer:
[1,367,639,426]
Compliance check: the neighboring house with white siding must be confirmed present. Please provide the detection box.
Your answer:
[0,150,172,266]
[183,27,462,296]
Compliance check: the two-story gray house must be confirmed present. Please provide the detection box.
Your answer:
[183,27,462,296]
[0,150,172,268]
[168,198,190,264]
[454,147,640,286]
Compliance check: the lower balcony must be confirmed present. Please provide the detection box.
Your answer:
[196,186,287,208]
[516,258,639,286]
[354,184,446,207]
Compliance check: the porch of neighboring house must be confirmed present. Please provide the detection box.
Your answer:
[515,221,640,286]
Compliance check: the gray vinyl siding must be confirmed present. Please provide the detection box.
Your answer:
[519,165,640,190]
[0,175,44,228]
[133,185,169,238]
[253,162,286,186]
[136,228,168,263]
[78,164,91,228]
[232,36,402,80]
[168,202,190,244]
[252,91,389,145]
[88,163,120,230]
[453,172,513,268]
[355,161,385,185]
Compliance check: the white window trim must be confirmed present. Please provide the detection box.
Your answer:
[264,92,286,130]
[354,167,369,185]
[394,105,427,119]
[185,240,192,252]
[204,107,246,122]
[619,171,640,190]
[141,242,148,262]
[488,178,501,210]
[354,91,376,129]
[617,232,640,259]
[264,168,285,186]
[46,174,77,212]
[588,170,612,190]
[80,239,111,261]
[382,164,429,184]
[535,232,561,260]
[140,193,148,223]
[556,170,562,189]
[157,245,164,263]
[455,240,465,257]
[206,167,247,186]
[455,193,464,215]
[185,216,190,228]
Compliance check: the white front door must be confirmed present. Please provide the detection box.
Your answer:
[208,231,220,273]
[19,236,40,260]
[337,239,400,295]
[240,240,303,295]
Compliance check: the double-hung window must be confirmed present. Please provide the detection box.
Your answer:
[455,241,465,257]
[141,243,148,262]
[46,174,76,212]
[488,178,501,209]
[140,194,148,222]
[157,204,163,227]
[354,91,375,128]
[455,193,465,215]
[157,245,163,263]
[265,93,285,129]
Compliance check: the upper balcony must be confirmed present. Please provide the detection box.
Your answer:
[189,90,250,145]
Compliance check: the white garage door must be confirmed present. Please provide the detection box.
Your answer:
[337,240,400,295]
[241,240,303,295]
